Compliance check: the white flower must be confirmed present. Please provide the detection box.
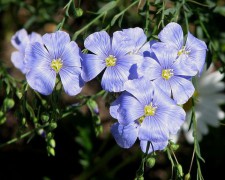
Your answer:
[171,64,225,143]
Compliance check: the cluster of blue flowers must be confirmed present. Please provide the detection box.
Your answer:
[11,22,207,154]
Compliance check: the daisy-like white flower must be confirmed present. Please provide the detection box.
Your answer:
[157,22,207,75]
[25,31,84,96]
[11,29,42,74]
[110,77,185,153]
[182,64,225,143]
[81,30,143,92]
[141,46,195,105]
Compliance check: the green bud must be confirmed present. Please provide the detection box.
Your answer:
[47,146,55,156]
[49,139,56,148]
[4,98,15,109]
[22,117,26,125]
[185,173,191,180]
[47,132,53,139]
[136,176,144,180]
[41,114,49,122]
[0,111,6,124]
[171,143,179,151]
[75,8,83,17]
[177,164,183,177]
[33,117,38,123]
[50,122,57,130]
[16,91,23,99]
[146,157,156,168]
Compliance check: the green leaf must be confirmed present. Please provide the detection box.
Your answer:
[111,13,122,26]
[97,1,117,14]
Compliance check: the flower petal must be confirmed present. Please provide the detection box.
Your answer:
[11,29,29,51]
[84,31,111,58]
[140,140,168,154]
[158,22,183,50]
[29,32,43,44]
[117,92,144,125]
[61,41,81,67]
[26,67,56,95]
[59,67,84,96]
[81,54,106,82]
[170,76,195,104]
[139,116,169,142]
[42,31,70,59]
[111,122,138,148]
[11,51,26,74]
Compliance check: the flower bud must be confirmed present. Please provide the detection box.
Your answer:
[75,8,83,17]
[4,98,15,109]
[50,122,57,130]
[41,114,49,122]
[47,146,55,156]
[177,164,183,177]
[146,157,156,168]
[49,139,56,148]
[185,173,191,180]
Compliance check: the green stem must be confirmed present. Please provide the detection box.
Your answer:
[72,12,106,40]
[187,0,209,7]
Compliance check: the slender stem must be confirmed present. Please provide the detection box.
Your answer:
[187,0,209,7]
[72,12,106,40]
[188,148,195,174]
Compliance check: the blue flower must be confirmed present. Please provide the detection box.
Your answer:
[25,31,84,96]
[157,22,207,75]
[11,29,42,74]
[110,77,185,153]
[141,45,195,105]
[81,30,143,92]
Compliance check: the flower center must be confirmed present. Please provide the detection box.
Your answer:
[162,69,174,80]
[105,55,117,67]
[51,58,63,73]
[144,103,156,116]
[177,46,190,56]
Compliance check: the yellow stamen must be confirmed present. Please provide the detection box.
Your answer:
[138,116,145,124]
[177,46,190,56]
[144,103,156,116]
[162,69,174,80]
[51,58,63,73]
[105,55,117,67]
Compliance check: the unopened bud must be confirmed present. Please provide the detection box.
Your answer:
[171,144,179,151]
[146,157,156,168]
[75,8,83,17]
[41,114,49,122]
[47,146,55,156]
[185,173,191,180]
[177,164,183,177]
[16,91,23,99]
[49,139,56,148]
[4,98,15,109]
[50,122,57,130]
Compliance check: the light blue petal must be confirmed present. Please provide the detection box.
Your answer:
[109,97,121,119]
[29,32,43,44]
[124,77,154,105]
[117,92,144,125]
[112,27,147,56]
[158,22,183,50]
[26,67,56,95]
[173,57,197,76]
[111,122,138,148]
[140,140,168,154]
[153,78,172,97]
[81,54,106,82]
[59,67,84,96]
[140,57,162,80]
[186,32,207,75]
[42,31,70,59]
[84,31,111,58]
[139,116,169,142]
[61,41,81,67]
[25,42,51,72]
[11,29,29,52]
[154,105,186,135]
[170,76,195,104]
[11,51,26,74]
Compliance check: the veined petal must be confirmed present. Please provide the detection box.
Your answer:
[186,32,207,51]
[117,92,144,125]
[158,22,184,50]
[11,29,29,51]
[26,67,56,95]
[59,67,84,96]
[173,57,197,76]
[112,27,147,56]
[109,97,121,119]
[170,76,195,104]
[11,51,26,74]
[84,31,111,58]
[25,42,51,72]
[124,77,154,105]
[42,31,70,59]
[29,32,43,44]
[61,41,81,67]
[139,116,169,142]
[140,140,168,154]
[81,54,106,82]
[153,78,172,97]
[101,55,137,92]
[111,122,138,148]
